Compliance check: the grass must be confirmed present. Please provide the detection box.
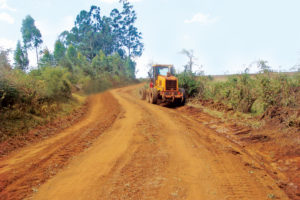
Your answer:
[208,71,299,82]
[0,93,86,141]
[187,102,264,129]
[178,70,299,128]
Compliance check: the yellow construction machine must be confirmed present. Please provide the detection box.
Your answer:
[139,64,186,105]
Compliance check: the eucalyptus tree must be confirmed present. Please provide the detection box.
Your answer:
[14,41,29,71]
[21,15,43,65]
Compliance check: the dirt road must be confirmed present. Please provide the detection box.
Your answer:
[0,84,290,200]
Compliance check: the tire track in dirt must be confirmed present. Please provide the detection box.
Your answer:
[121,85,289,199]
[0,84,291,200]
[0,92,120,200]
[33,84,289,200]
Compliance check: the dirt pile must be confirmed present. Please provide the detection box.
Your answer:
[261,106,300,128]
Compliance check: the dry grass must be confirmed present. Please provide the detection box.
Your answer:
[0,93,86,141]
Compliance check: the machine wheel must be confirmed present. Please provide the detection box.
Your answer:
[179,88,186,106]
[150,88,158,104]
[139,88,146,100]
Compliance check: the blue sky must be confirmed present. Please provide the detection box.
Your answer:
[1,0,300,77]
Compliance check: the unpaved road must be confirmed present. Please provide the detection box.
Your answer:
[0,84,290,200]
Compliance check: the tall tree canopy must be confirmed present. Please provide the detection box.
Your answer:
[119,0,143,58]
[60,0,143,61]
[21,15,43,65]
[53,40,66,65]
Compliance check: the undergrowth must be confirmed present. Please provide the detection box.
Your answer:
[177,70,300,127]
[0,93,86,142]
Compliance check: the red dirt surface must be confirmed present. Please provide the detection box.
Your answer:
[0,92,120,200]
[0,84,295,200]
[178,104,300,200]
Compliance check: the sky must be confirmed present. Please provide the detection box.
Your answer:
[1,0,300,77]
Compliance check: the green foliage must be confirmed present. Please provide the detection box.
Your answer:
[53,40,66,64]
[39,48,54,67]
[0,75,19,108]
[1,2,142,141]
[177,71,200,97]
[192,72,299,115]
[60,1,143,60]
[21,15,43,63]
[21,15,43,49]
[14,41,29,71]
[119,0,144,57]
[0,67,72,110]
[31,67,72,100]
[66,45,78,68]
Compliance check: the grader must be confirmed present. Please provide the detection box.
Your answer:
[139,64,186,105]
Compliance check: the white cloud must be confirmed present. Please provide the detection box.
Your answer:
[0,37,15,49]
[0,12,14,24]
[184,13,218,24]
[0,0,16,12]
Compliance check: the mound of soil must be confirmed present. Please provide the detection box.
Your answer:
[261,106,300,128]
[194,99,233,112]
[241,134,270,143]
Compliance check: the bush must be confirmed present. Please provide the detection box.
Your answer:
[192,71,299,114]
[177,72,200,97]
[0,76,19,108]
[33,67,72,100]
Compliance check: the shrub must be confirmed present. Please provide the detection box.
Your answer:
[192,71,299,114]
[30,66,72,101]
[177,72,200,97]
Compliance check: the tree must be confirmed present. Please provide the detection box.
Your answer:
[53,40,66,64]
[66,45,78,70]
[0,47,11,70]
[257,60,271,73]
[14,41,29,71]
[110,8,124,56]
[119,0,144,58]
[60,6,106,62]
[60,2,143,62]
[180,49,197,72]
[21,15,43,65]
[39,48,54,67]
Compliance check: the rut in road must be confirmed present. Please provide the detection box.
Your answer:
[0,92,120,200]
[31,85,288,200]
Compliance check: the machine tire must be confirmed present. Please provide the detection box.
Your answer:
[139,88,146,100]
[179,88,186,106]
[150,88,158,104]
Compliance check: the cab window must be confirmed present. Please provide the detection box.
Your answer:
[158,67,169,76]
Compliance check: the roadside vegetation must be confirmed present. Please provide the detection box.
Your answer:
[177,59,300,128]
[0,0,143,141]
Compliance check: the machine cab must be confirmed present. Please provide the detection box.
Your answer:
[151,65,177,92]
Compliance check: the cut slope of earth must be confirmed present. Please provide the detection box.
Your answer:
[0,92,120,200]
